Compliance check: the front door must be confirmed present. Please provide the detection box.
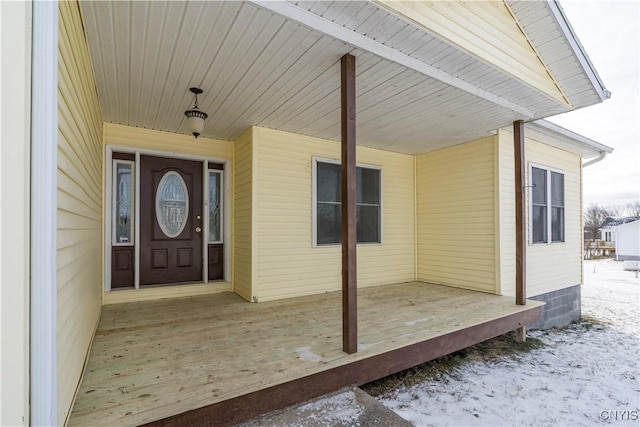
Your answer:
[140,155,203,285]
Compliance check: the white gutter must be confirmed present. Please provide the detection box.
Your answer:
[583,151,608,167]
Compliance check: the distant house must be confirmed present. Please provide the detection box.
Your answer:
[1,1,615,425]
[601,217,640,261]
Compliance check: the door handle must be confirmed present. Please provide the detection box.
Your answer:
[195,227,202,233]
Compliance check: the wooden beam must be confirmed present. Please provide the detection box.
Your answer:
[514,120,526,306]
[142,306,542,427]
[341,53,357,354]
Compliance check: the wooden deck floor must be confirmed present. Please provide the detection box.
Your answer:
[69,282,543,426]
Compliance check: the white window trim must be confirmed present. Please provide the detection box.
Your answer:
[529,162,565,245]
[312,156,383,248]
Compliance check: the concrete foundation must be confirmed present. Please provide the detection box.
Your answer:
[528,284,581,329]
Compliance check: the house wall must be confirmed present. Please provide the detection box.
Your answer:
[373,0,567,106]
[0,1,31,425]
[616,221,640,260]
[250,127,415,302]
[416,137,498,294]
[497,129,516,296]
[233,127,254,301]
[57,1,104,423]
[499,129,583,298]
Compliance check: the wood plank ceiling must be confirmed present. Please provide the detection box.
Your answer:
[80,1,595,155]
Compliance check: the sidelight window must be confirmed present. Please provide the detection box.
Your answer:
[112,160,135,245]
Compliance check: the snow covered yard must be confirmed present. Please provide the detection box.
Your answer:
[379,259,640,426]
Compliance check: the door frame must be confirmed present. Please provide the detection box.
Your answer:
[104,145,231,291]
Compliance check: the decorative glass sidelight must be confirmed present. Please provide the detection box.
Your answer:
[208,170,223,243]
[156,171,189,238]
[112,160,134,245]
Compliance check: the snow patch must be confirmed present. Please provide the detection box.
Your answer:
[380,260,640,426]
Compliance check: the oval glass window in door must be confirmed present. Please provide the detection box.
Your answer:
[156,171,189,238]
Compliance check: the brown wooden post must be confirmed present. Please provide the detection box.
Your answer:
[514,120,527,342]
[341,53,357,354]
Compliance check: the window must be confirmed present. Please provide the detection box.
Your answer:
[208,169,223,243]
[531,166,564,244]
[314,159,381,246]
[112,160,135,245]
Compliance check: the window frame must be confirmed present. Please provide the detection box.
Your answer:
[312,157,383,247]
[529,163,565,245]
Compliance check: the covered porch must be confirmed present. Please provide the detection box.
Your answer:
[69,282,543,426]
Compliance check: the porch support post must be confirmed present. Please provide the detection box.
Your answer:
[514,120,527,342]
[341,53,357,354]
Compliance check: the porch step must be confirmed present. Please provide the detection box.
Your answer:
[236,387,412,427]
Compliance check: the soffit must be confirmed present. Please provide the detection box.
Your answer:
[80,1,591,155]
[508,0,608,108]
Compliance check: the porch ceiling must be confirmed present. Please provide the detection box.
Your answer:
[80,1,582,155]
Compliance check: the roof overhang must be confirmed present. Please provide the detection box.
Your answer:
[80,0,609,155]
[524,120,613,159]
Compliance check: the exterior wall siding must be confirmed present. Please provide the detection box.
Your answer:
[104,122,233,160]
[497,129,516,296]
[373,0,566,106]
[252,127,415,302]
[499,130,583,298]
[57,1,103,423]
[615,221,640,260]
[416,137,498,294]
[233,127,254,301]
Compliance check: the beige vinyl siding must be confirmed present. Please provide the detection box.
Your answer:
[233,127,254,301]
[252,127,415,302]
[58,1,103,424]
[498,130,582,297]
[497,129,516,296]
[103,123,233,159]
[525,138,583,297]
[416,137,498,293]
[374,0,567,106]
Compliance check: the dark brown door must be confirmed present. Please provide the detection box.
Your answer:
[140,156,203,285]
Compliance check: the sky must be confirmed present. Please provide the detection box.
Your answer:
[546,0,640,210]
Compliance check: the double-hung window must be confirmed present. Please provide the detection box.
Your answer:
[314,158,381,246]
[531,165,564,244]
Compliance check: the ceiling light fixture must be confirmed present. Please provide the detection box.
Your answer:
[184,87,208,139]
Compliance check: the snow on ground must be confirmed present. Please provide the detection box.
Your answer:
[380,260,640,426]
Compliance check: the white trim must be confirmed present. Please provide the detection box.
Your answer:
[546,0,610,101]
[104,146,232,292]
[529,162,565,245]
[249,0,534,118]
[312,156,383,247]
[30,1,58,424]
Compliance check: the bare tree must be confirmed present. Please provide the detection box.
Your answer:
[626,201,640,217]
[583,203,611,241]
[607,204,624,217]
